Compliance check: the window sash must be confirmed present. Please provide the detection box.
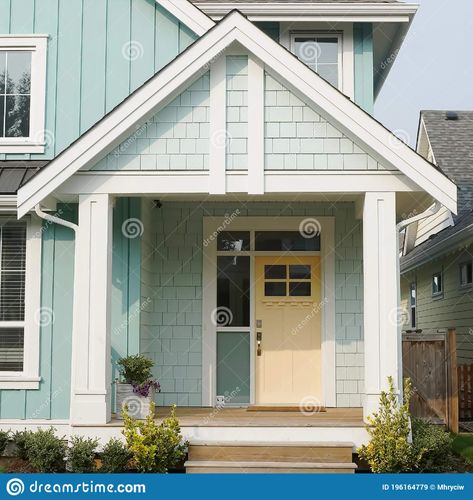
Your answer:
[432,273,443,295]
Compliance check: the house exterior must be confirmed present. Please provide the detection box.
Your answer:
[0,0,457,453]
[401,111,473,364]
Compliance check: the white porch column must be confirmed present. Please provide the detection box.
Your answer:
[362,192,401,420]
[70,194,113,425]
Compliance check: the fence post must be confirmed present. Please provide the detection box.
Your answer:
[446,328,459,433]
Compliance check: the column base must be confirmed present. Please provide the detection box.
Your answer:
[71,393,111,425]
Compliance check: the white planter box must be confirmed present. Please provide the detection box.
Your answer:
[116,383,155,420]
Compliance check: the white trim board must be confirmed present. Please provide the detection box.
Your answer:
[202,216,336,408]
[17,11,456,217]
[156,0,215,36]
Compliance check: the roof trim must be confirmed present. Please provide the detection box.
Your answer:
[17,10,456,217]
[156,0,215,35]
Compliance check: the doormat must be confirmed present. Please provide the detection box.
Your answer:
[247,405,326,413]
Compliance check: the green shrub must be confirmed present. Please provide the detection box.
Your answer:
[67,436,98,473]
[122,402,187,473]
[358,377,423,473]
[100,438,131,473]
[117,354,154,385]
[12,430,32,460]
[24,428,67,473]
[0,430,9,456]
[412,418,460,472]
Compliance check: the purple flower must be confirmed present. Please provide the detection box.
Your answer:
[131,380,161,398]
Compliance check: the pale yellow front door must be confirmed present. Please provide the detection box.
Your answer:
[255,256,322,405]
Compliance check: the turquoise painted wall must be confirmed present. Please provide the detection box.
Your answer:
[354,23,374,114]
[139,201,364,408]
[0,204,77,420]
[0,0,197,162]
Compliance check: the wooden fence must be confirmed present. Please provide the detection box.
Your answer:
[402,328,458,432]
[458,364,473,421]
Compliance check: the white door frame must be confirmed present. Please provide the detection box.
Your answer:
[202,216,336,408]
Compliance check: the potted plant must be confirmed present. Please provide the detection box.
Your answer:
[116,354,160,420]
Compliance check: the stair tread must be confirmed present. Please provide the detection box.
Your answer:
[185,460,357,469]
[189,440,354,448]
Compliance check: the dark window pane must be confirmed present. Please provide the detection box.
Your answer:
[264,265,286,279]
[217,256,250,327]
[0,271,25,321]
[264,282,286,297]
[217,231,250,251]
[289,282,311,297]
[0,96,4,137]
[289,265,311,279]
[1,224,26,270]
[0,52,6,94]
[255,231,320,251]
[6,51,31,94]
[460,263,473,285]
[5,94,30,137]
[0,327,24,371]
[432,273,442,295]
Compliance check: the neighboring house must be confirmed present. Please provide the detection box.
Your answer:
[401,111,473,364]
[0,0,457,464]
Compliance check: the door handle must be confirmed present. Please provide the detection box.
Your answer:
[257,331,262,356]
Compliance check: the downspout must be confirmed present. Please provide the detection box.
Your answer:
[34,204,78,232]
[394,201,442,409]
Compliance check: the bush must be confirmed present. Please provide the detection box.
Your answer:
[117,355,154,386]
[12,430,32,460]
[122,402,187,473]
[100,438,131,473]
[67,436,98,473]
[412,418,460,472]
[24,428,67,473]
[358,377,423,473]
[0,430,9,456]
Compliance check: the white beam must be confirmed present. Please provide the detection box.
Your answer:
[362,192,401,420]
[70,194,113,425]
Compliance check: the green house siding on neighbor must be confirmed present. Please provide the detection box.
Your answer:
[0,0,197,162]
[138,201,364,408]
[401,244,473,364]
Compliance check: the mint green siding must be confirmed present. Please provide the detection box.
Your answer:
[0,204,77,420]
[139,202,364,408]
[0,0,198,162]
[354,23,374,114]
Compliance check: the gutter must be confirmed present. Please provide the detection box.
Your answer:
[34,204,78,232]
[396,201,442,233]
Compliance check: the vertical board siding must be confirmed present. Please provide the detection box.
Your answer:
[0,0,198,161]
[354,23,374,114]
[401,243,473,364]
[139,202,363,407]
[0,205,77,420]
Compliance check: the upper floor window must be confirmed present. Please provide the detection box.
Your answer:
[292,33,341,88]
[432,272,443,297]
[459,261,473,287]
[0,36,47,154]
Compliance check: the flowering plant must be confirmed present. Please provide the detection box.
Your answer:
[117,354,160,398]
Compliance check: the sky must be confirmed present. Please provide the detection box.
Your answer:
[375,0,473,146]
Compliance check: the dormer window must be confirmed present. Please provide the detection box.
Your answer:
[0,36,47,153]
[292,33,342,88]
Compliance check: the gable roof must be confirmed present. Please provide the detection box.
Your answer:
[17,10,456,217]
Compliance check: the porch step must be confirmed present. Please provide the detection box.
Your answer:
[185,460,357,474]
[185,441,356,473]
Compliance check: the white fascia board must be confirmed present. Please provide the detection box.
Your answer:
[194,2,418,21]
[18,11,456,217]
[156,0,215,35]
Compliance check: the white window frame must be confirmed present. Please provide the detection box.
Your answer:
[202,216,336,408]
[0,215,42,389]
[0,35,48,154]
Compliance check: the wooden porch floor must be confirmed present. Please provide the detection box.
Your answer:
[110,407,364,427]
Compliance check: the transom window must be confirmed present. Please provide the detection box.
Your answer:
[432,272,443,297]
[460,261,473,287]
[292,33,341,88]
[0,51,31,138]
[0,221,27,372]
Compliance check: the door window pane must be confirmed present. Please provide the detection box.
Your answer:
[217,256,250,326]
[264,265,286,279]
[289,282,311,297]
[264,282,286,297]
[217,231,250,251]
[255,231,320,251]
[289,265,311,279]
